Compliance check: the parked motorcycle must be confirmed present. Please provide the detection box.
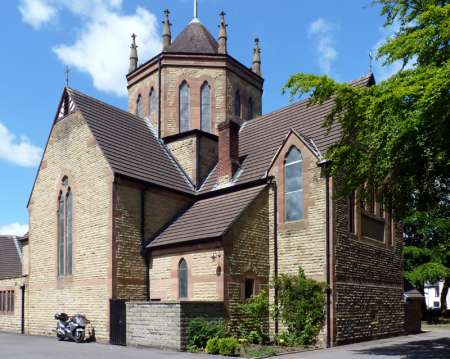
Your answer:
[54,312,90,343]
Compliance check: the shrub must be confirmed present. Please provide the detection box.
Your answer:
[235,289,269,343]
[187,318,227,349]
[205,337,221,354]
[272,267,326,345]
[218,337,240,356]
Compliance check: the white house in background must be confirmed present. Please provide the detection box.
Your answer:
[424,281,450,309]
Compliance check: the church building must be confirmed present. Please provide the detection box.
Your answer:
[0,4,405,347]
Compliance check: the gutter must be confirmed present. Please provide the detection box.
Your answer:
[319,160,332,348]
[140,187,150,301]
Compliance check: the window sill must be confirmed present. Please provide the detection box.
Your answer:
[279,219,307,231]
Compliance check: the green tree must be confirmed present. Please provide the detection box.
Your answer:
[283,1,450,311]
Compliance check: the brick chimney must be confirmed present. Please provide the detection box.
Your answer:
[218,118,240,184]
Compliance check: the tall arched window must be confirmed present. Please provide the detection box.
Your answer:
[179,259,188,298]
[247,98,254,121]
[149,88,157,118]
[234,90,241,117]
[136,94,144,118]
[200,82,211,132]
[284,147,304,222]
[58,177,73,277]
[179,82,190,132]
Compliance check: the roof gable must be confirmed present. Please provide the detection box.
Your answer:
[199,74,374,193]
[67,88,194,194]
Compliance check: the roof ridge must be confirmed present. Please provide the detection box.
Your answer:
[244,72,374,126]
[67,87,143,123]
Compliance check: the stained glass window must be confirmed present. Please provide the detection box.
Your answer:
[284,147,304,221]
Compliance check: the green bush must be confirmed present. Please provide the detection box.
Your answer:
[272,267,326,345]
[187,318,226,349]
[235,289,269,343]
[205,337,221,354]
[218,337,240,356]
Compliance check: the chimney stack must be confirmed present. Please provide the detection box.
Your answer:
[218,118,240,184]
[162,9,172,51]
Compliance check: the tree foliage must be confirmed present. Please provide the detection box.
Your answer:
[283,0,450,310]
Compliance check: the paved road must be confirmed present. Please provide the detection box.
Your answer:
[1,330,449,358]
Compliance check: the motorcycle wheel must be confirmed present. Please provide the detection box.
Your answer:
[73,329,85,343]
[57,334,65,341]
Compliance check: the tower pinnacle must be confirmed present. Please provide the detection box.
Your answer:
[162,9,172,51]
[252,38,261,76]
[192,0,199,23]
[129,33,138,73]
[218,11,228,54]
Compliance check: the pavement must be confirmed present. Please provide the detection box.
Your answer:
[1,329,449,359]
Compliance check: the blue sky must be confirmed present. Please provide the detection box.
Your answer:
[0,0,396,235]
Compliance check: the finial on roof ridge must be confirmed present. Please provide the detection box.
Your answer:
[252,38,261,76]
[162,9,172,51]
[218,10,228,54]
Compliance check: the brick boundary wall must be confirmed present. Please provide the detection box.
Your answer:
[126,301,224,350]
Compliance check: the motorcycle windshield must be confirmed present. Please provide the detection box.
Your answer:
[73,315,89,326]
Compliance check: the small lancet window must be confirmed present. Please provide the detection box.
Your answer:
[200,82,211,133]
[136,95,144,118]
[57,176,73,277]
[179,258,188,298]
[284,147,304,222]
[149,88,157,118]
[234,90,241,117]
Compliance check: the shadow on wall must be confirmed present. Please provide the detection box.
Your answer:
[354,337,450,358]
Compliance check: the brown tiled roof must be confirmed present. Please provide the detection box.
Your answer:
[167,22,218,54]
[200,74,375,192]
[67,88,194,194]
[0,236,22,279]
[149,185,267,248]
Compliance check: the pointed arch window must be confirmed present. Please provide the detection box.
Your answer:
[179,82,190,132]
[247,98,254,121]
[284,147,304,222]
[149,88,157,118]
[234,90,241,117]
[57,176,73,277]
[200,82,211,132]
[136,94,144,118]
[179,258,188,299]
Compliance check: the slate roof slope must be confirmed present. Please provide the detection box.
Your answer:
[67,88,193,194]
[167,22,219,54]
[0,235,22,279]
[149,185,267,248]
[200,74,374,192]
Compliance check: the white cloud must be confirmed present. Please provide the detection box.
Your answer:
[0,222,28,237]
[19,1,162,97]
[19,0,57,29]
[0,122,42,167]
[308,18,338,75]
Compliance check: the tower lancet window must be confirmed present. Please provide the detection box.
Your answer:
[149,88,157,118]
[201,82,211,133]
[179,82,190,132]
[136,94,144,118]
[247,97,254,121]
[234,90,241,118]
[57,176,73,277]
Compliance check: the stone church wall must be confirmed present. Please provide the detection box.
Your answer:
[27,112,113,341]
[224,187,270,331]
[114,181,192,301]
[149,247,224,301]
[333,186,405,344]
[0,277,26,333]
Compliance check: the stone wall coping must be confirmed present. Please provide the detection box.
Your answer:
[127,301,224,305]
